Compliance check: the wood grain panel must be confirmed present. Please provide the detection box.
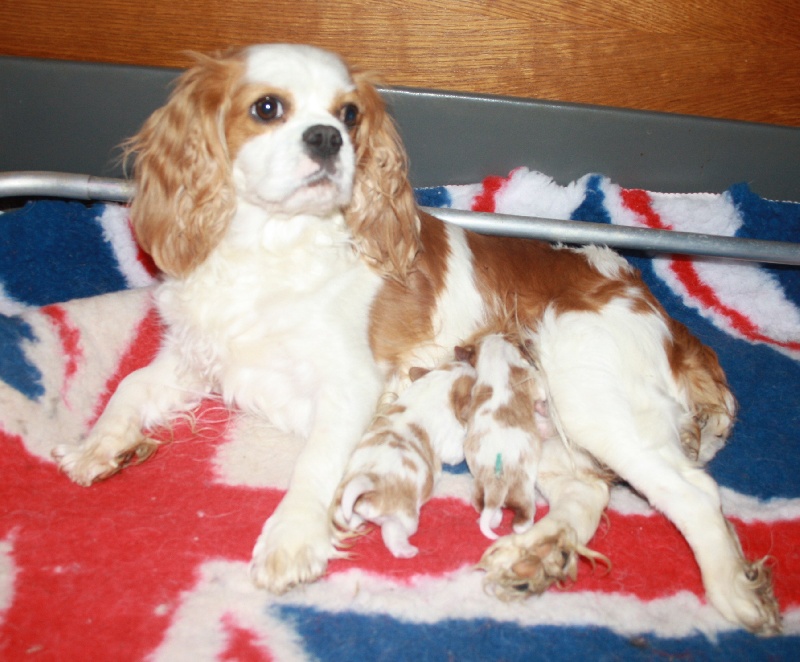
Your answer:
[1,0,798,126]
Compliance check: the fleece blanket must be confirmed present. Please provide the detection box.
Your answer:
[1,168,799,661]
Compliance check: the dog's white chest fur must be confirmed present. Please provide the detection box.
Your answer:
[156,211,381,436]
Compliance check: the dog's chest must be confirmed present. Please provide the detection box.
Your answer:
[158,233,380,432]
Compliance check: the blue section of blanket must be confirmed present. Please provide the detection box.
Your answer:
[730,183,800,303]
[0,314,43,400]
[0,200,128,307]
[570,174,612,224]
[277,605,800,661]
[415,186,452,208]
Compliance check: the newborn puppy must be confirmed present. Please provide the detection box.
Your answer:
[462,332,554,540]
[334,356,476,557]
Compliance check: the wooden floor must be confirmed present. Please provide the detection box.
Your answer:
[1,0,798,126]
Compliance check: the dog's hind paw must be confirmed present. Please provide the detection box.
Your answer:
[708,558,782,636]
[478,525,608,600]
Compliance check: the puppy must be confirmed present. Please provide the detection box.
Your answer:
[51,44,779,633]
[460,332,554,540]
[334,356,476,558]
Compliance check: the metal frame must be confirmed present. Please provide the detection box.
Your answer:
[2,170,799,266]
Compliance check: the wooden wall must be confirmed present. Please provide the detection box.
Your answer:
[1,0,798,126]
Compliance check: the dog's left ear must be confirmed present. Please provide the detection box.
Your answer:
[346,73,421,282]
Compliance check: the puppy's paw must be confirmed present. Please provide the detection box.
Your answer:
[52,432,157,486]
[250,509,336,594]
[478,507,502,540]
[378,517,418,558]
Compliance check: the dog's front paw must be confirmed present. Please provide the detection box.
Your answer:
[52,430,157,486]
[250,508,336,594]
[478,524,608,600]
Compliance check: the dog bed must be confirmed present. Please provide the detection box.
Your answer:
[1,165,799,660]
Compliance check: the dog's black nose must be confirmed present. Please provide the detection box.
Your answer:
[303,125,343,160]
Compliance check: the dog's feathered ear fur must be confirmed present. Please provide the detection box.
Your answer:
[124,51,243,278]
[346,73,422,282]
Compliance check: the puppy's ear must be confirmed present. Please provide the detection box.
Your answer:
[124,52,242,278]
[346,72,421,282]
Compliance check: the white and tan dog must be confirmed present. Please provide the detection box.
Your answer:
[52,44,779,634]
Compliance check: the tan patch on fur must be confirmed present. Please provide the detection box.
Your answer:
[224,83,294,158]
[408,366,429,382]
[369,213,451,368]
[665,317,736,460]
[355,473,423,520]
[451,373,477,424]
[407,422,437,482]
[383,404,407,417]
[505,481,537,529]
[471,383,494,413]
[466,232,658,323]
[492,365,539,431]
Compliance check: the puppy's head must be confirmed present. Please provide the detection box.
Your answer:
[127,44,420,280]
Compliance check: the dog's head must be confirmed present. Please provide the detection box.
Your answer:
[128,44,420,279]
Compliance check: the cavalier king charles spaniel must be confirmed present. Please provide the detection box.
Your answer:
[52,44,779,634]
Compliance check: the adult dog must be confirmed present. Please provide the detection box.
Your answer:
[53,44,779,634]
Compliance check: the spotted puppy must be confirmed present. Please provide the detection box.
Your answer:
[462,332,555,540]
[334,356,476,557]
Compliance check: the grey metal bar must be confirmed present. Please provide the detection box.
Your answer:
[429,207,800,266]
[2,171,799,266]
[0,171,134,202]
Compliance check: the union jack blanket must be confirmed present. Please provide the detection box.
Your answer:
[1,168,799,660]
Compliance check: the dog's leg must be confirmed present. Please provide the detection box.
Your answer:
[531,306,780,634]
[598,439,780,635]
[250,375,381,593]
[479,439,610,597]
[52,348,200,485]
[546,373,780,634]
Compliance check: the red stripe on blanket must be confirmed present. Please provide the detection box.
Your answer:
[472,175,509,213]
[88,303,164,427]
[128,215,161,278]
[41,304,83,401]
[3,415,798,658]
[330,497,800,608]
[0,407,279,661]
[221,613,275,662]
[620,189,800,352]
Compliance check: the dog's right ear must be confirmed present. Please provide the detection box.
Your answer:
[124,51,244,278]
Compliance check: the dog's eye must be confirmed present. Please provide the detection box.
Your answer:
[251,96,284,122]
[339,103,359,128]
